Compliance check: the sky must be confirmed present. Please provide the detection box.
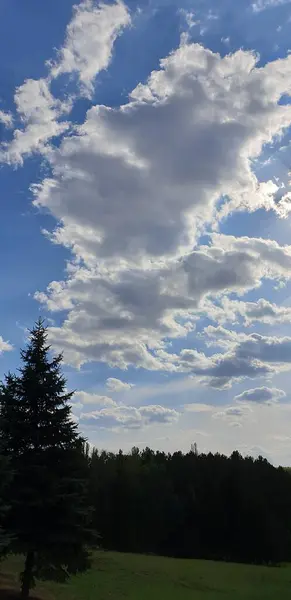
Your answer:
[1,0,291,464]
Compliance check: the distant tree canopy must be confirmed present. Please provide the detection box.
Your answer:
[87,447,291,565]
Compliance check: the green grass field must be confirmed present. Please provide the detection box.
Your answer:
[1,551,291,599]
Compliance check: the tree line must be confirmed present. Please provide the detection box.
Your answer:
[87,445,291,565]
[0,320,291,598]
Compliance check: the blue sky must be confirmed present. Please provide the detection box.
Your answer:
[1,0,291,464]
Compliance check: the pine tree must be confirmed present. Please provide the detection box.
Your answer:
[0,319,94,599]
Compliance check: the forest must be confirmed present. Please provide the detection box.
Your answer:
[86,445,291,565]
[0,321,291,599]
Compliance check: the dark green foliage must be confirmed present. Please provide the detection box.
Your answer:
[88,446,291,565]
[0,454,12,557]
[0,320,95,598]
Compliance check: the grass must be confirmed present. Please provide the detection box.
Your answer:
[1,551,291,599]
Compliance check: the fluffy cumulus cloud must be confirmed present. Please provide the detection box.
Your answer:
[25,38,291,379]
[3,4,291,411]
[137,327,291,390]
[72,390,179,431]
[1,79,71,165]
[49,0,130,97]
[202,297,291,327]
[0,336,13,354]
[80,404,179,431]
[0,110,13,128]
[190,328,291,388]
[70,389,179,432]
[0,1,130,165]
[33,45,291,263]
[234,386,286,404]
[34,233,291,371]
[106,378,134,392]
[73,390,116,406]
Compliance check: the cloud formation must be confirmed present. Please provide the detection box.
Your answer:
[234,386,286,404]
[1,79,71,165]
[50,0,130,97]
[33,45,291,264]
[3,10,291,401]
[213,405,252,419]
[70,388,180,432]
[0,1,130,164]
[252,0,291,12]
[193,329,291,387]
[0,110,13,128]
[34,235,291,375]
[203,297,291,327]
[80,403,179,431]
[73,390,116,406]
[25,37,291,380]
[0,337,13,354]
[106,378,134,392]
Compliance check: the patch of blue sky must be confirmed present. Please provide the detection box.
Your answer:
[65,361,180,399]
[0,155,71,376]
[220,209,281,241]
[180,0,291,66]
[0,0,74,101]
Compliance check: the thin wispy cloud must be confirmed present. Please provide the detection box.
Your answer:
[252,0,291,12]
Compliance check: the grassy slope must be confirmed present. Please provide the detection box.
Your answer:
[1,551,291,600]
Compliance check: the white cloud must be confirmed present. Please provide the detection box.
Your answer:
[35,234,291,371]
[0,110,13,128]
[80,403,180,431]
[33,45,291,266]
[179,9,199,31]
[180,325,291,387]
[29,40,291,375]
[1,79,71,165]
[192,331,291,388]
[1,1,130,164]
[136,328,291,390]
[106,377,134,392]
[73,390,116,406]
[203,297,291,327]
[50,0,130,97]
[203,325,247,349]
[0,337,13,354]
[71,389,179,432]
[252,0,291,12]
[234,386,286,404]
[71,387,291,465]
[213,405,252,419]
[3,27,291,395]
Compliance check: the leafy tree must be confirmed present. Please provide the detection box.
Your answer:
[0,319,94,599]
